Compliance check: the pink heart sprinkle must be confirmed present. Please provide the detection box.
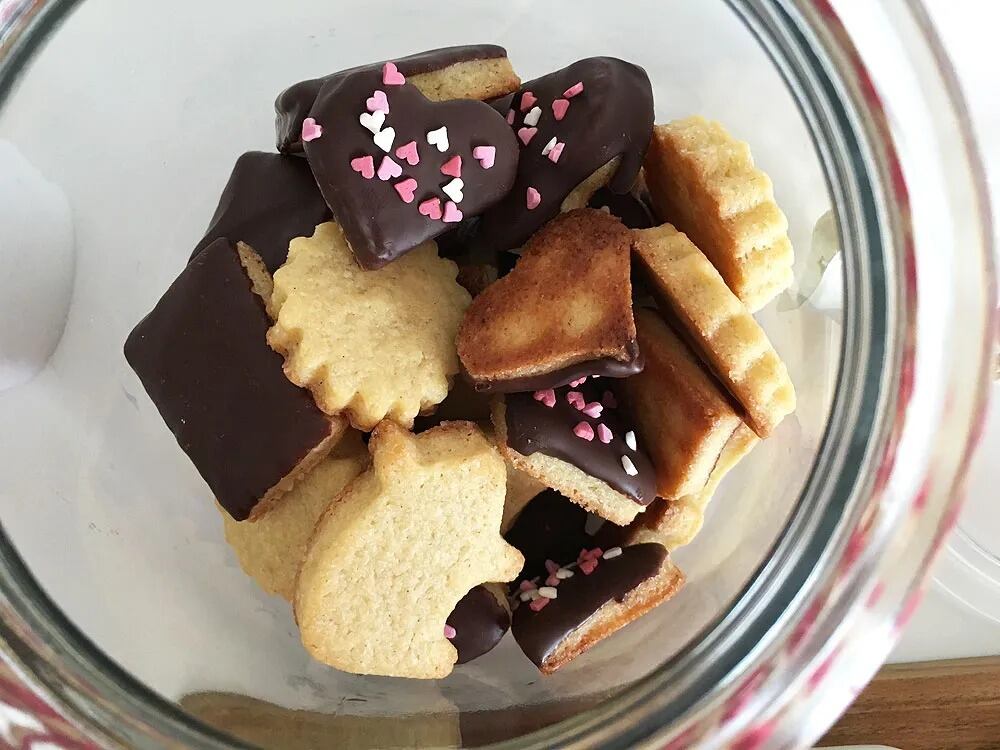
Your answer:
[443,624,457,639]
[602,390,618,409]
[548,142,565,163]
[442,201,463,223]
[582,401,603,418]
[552,98,570,121]
[545,574,560,587]
[573,422,595,441]
[567,390,584,408]
[418,197,442,221]
[526,186,541,210]
[517,127,538,146]
[301,117,323,142]
[569,377,587,387]
[596,424,613,444]
[393,177,417,204]
[533,388,556,407]
[520,91,537,111]
[382,61,405,86]
[529,597,549,612]
[563,81,584,98]
[472,145,496,169]
[376,155,402,181]
[366,89,389,114]
[350,155,375,179]
[579,560,598,575]
[506,109,516,125]
[440,155,462,178]
[394,140,419,166]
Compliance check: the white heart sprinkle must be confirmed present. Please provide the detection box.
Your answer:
[441,177,464,203]
[426,126,449,152]
[523,106,542,127]
[625,430,637,451]
[359,110,386,134]
[373,126,396,153]
[541,136,557,156]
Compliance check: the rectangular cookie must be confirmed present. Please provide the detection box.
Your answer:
[124,238,345,521]
[632,224,796,437]
[624,308,745,499]
[643,117,793,311]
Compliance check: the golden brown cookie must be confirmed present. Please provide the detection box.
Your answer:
[632,224,795,437]
[643,117,793,311]
[268,222,471,430]
[457,209,638,392]
[295,421,523,679]
[221,432,368,601]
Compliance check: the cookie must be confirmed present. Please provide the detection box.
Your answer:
[628,424,758,549]
[221,431,368,600]
[268,222,471,431]
[447,584,511,664]
[633,224,796,437]
[276,45,521,153]
[492,377,656,526]
[505,491,684,674]
[188,152,331,273]
[294,421,523,679]
[643,117,793,311]
[475,57,654,253]
[302,65,518,269]
[501,460,548,534]
[457,209,641,392]
[623,308,744,499]
[124,238,345,521]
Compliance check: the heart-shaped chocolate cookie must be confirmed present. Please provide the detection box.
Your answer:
[302,65,518,269]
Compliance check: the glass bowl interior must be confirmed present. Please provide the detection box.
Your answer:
[0,0,841,744]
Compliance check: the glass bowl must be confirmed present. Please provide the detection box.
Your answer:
[0,0,994,748]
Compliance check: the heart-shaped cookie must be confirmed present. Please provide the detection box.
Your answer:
[303,68,519,269]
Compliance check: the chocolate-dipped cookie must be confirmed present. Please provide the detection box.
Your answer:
[125,239,343,521]
[302,65,518,269]
[446,584,511,664]
[475,57,654,253]
[189,152,330,273]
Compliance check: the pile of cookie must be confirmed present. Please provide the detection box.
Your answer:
[125,45,795,679]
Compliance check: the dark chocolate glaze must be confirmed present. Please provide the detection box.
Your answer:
[188,152,331,273]
[504,378,656,506]
[475,57,654,253]
[468,348,644,394]
[504,489,591,582]
[587,187,656,230]
[303,68,518,269]
[276,45,509,153]
[511,543,667,669]
[447,585,511,664]
[124,239,333,521]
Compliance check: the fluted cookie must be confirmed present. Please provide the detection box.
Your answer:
[268,222,470,431]
[643,117,793,311]
[295,421,523,679]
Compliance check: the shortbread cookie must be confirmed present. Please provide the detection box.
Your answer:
[268,222,471,431]
[125,238,345,521]
[295,421,523,679]
[505,491,683,674]
[189,152,331,272]
[493,378,656,526]
[643,118,793,310]
[277,45,521,153]
[302,66,518,269]
[221,432,368,600]
[627,424,758,549]
[624,308,744,499]
[476,57,654,253]
[447,584,511,664]
[458,210,640,392]
[633,224,796,437]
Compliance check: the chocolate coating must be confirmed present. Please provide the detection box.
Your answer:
[504,378,656,505]
[504,489,591,582]
[447,585,511,664]
[468,348,644,394]
[189,152,330,273]
[276,45,509,153]
[125,239,333,520]
[476,57,654,252]
[587,187,656,230]
[511,543,666,669]
[303,69,518,268]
